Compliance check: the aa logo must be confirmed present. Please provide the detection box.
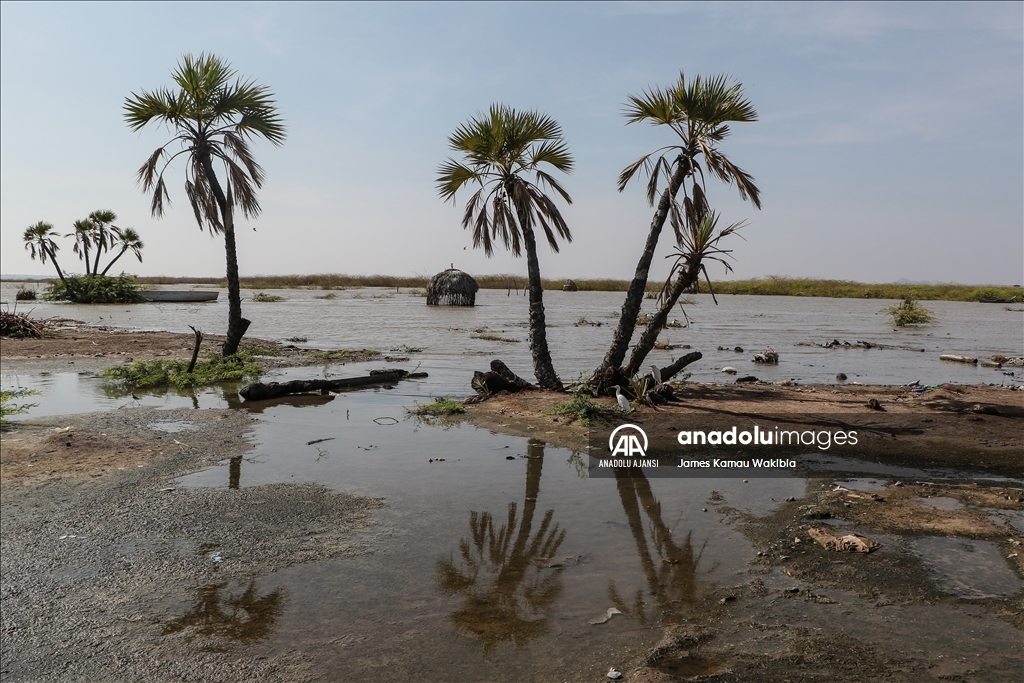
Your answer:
[608,424,648,457]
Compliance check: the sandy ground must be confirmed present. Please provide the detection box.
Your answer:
[3,327,1023,681]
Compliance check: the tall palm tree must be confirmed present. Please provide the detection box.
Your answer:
[596,73,760,389]
[124,53,285,356]
[99,227,145,275]
[437,104,573,390]
[22,221,67,283]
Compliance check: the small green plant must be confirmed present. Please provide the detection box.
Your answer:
[1,388,40,429]
[44,274,145,304]
[550,383,606,427]
[251,292,285,302]
[102,353,263,389]
[886,298,936,326]
[410,396,465,416]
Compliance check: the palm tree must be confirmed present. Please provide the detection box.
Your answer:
[69,219,96,275]
[68,210,118,275]
[100,227,145,275]
[22,221,67,283]
[124,53,285,356]
[437,105,573,390]
[596,73,760,389]
[624,212,743,377]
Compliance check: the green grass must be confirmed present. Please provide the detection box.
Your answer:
[694,276,1021,302]
[101,353,263,389]
[886,298,936,326]
[309,349,379,361]
[410,396,465,416]
[550,384,606,427]
[1,388,40,429]
[111,274,1022,302]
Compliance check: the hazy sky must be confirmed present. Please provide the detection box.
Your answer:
[1,2,1021,285]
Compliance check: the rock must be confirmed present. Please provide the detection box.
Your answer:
[836,373,847,381]
[736,375,759,383]
[607,668,623,680]
[721,366,738,374]
[866,398,885,411]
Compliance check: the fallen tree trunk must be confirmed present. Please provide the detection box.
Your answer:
[661,351,703,381]
[240,370,421,401]
[470,359,537,398]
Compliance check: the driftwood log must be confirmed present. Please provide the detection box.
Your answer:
[471,360,536,397]
[599,351,703,395]
[240,369,426,401]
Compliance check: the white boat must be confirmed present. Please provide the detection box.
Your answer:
[140,290,219,302]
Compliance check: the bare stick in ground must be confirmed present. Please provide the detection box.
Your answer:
[186,325,204,374]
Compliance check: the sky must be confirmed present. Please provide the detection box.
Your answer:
[1,1,1021,285]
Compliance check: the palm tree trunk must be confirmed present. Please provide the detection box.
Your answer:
[100,247,127,276]
[200,155,251,356]
[595,158,689,386]
[520,223,562,391]
[45,247,67,284]
[625,259,700,377]
[93,245,103,277]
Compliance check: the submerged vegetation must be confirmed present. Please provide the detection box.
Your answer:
[887,298,936,327]
[101,353,263,389]
[251,292,286,302]
[410,396,465,416]
[0,388,40,429]
[44,274,145,304]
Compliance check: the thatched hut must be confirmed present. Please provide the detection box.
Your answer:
[426,268,479,306]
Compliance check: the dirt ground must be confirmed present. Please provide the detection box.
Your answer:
[0,323,386,368]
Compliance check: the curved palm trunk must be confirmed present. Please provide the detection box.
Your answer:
[200,155,251,356]
[595,159,689,386]
[520,223,563,391]
[100,247,127,276]
[45,247,67,284]
[625,259,700,377]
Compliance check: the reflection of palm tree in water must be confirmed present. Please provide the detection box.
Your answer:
[163,580,283,642]
[609,468,709,625]
[436,439,566,653]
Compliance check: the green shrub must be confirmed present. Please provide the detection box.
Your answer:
[410,396,465,416]
[886,298,936,326]
[101,353,263,389]
[550,383,605,427]
[44,275,145,304]
[251,292,285,302]
[1,388,40,429]
[15,287,37,301]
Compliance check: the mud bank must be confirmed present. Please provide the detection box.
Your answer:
[0,408,385,682]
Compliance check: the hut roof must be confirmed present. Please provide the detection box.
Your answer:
[426,268,479,306]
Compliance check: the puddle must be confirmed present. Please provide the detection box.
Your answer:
[834,477,888,491]
[162,580,284,643]
[910,496,965,511]
[652,654,727,679]
[910,537,1023,599]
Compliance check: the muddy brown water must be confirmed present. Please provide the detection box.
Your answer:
[3,287,1023,680]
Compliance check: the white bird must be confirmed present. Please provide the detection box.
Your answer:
[650,363,662,385]
[613,385,632,412]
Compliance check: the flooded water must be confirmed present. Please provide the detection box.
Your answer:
[3,284,1023,679]
[3,282,1021,386]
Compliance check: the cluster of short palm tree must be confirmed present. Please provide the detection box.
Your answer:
[23,210,144,284]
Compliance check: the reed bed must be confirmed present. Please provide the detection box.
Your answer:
[20,274,1016,301]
